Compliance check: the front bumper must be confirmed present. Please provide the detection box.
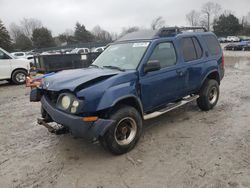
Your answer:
[41,96,114,140]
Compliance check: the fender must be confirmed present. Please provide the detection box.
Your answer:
[96,81,143,114]
[200,69,220,88]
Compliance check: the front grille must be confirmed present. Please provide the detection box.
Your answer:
[44,91,59,105]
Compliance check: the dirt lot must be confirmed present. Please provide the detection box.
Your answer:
[0,53,250,188]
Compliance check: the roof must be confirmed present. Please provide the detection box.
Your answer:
[116,30,158,42]
[116,27,208,42]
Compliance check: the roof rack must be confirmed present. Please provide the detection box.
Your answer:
[157,26,207,37]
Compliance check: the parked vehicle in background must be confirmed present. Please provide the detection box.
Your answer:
[11,51,34,62]
[69,48,90,54]
[224,41,250,51]
[0,48,30,84]
[218,37,227,43]
[224,43,242,51]
[226,36,240,42]
[242,41,250,51]
[31,27,224,154]
[92,46,106,52]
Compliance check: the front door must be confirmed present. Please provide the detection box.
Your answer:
[0,49,12,80]
[140,41,187,112]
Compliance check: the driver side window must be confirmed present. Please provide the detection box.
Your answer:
[0,50,10,60]
[149,42,177,68]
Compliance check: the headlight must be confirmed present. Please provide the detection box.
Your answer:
[61,95,71,109]
[57,93,83,114]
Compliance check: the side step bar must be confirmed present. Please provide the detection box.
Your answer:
[143,95,199,120]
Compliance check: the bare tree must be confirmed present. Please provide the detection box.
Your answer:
[9,18,42,41]
[151,16,165,30]
[119,26,140,38]
[20,18,42,38]
[9,23,22,42]
[186,10,201,26]
[201,1,221,31]
[92,25,112,42]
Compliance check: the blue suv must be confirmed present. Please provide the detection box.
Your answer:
[31,27,224,154]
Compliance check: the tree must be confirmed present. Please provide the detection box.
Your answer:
[201,2,221,31]
[58,34,76,45]
[119,26,140,38]
[74,22,94,43]
[58,29,76,45]
[32,27,55,48]
[151,16,165,30]
[20,18,42,38]
[213,14,242,36]
[186,10,201,26]
[9,23,22,43]
[14,34,33,50]
[0,19,12,51]
[92,25,112,42]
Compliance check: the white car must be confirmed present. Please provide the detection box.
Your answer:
[0,48,30,84]
[69,48,90,54]
[227,36,240,42]
[92,46,106,52]
[11,51,34,64]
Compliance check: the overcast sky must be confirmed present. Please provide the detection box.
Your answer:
[0,0,249,36]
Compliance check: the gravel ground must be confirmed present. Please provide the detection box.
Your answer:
[0,53,250,188]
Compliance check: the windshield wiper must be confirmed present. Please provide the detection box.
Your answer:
[103,65,125,72]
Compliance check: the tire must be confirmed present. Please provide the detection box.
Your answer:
[12,70,27,84]
[100,105,142,155]
[197,79,219,111]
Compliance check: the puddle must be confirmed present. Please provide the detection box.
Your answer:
[225,57,250,71]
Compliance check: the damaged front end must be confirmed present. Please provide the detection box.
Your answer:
[29,68,119,140]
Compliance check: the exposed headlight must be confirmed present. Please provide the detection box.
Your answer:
[61,95,71,109]
[72,100,79,107]
[57,93,83,114]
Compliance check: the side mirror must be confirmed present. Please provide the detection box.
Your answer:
[144,60,161,73]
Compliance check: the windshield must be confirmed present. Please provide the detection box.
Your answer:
[93,42,149,70]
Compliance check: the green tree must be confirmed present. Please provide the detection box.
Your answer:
[14,34,33,50]
[213,14,242,36]
[32,27,55,48]
[58,34,76,45]
[74,22,94,43]
[0,19,12,51]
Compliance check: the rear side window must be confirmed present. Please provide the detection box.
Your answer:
[193,38,202,58]
[149,42,177,68]
[181,37,203,62]
[203,35,221,56]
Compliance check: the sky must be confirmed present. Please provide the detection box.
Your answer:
[0,0,249,36]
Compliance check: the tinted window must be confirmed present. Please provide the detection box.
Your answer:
[149,42,177,68]
[0,50,10,60]
[193,37,202,59]
[203,35,221,56]
[181,38,197,62]
[15,53,24,56]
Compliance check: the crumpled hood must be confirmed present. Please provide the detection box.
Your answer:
[42,68,120,91]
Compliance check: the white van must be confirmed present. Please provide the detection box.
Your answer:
[0,48,30,84]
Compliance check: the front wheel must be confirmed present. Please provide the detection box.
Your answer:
[12,70,27,84]
[100,105,142,155]
[197,79,219,111]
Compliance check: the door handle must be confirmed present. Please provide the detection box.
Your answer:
[176,70,184,76]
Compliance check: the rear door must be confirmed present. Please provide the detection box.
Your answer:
[0,49,12,80]
[140,41,188,112]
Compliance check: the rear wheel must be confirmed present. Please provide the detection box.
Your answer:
[197,79,219,111]
[12,70,27,84]
[100,105,142,155]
